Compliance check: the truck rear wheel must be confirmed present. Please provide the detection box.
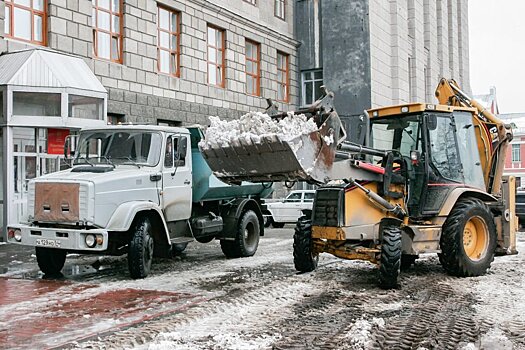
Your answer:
[439,198,496,277]
[36,247,66,276]
[293,217,318,272]
[220,210,260,258]
[379,226,402,289]
[128,216,154,279]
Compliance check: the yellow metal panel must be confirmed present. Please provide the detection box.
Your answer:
[344,183,396,226]
[367,103,476,119]
[312,226,346,240]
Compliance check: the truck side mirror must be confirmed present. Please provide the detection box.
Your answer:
[176,137,187,162]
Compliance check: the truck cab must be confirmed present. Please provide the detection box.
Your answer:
[7,125,270,279]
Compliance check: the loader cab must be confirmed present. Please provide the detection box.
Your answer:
[368,104,485,218]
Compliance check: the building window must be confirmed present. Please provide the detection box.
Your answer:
[158,7,180,77]
[243,0,256,5]
[92,0,123,63]
[69,95,104,120]
[245,40,260,96]
[207,25,225,87]
[274,0,285,19]
[108,113,125,125]
[302,70,323,105]
[13,92,61,116]
[512,144,521,162]
[276,51,289,102]
[4,0,46,45]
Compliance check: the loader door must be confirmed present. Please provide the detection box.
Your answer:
[422,113,465,214]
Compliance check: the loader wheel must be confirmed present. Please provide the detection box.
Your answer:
[379,226,402,289]
[293,217,318,272]
[221,210,260,258]
[128,216,154,279]
[36,247,67,276]
[440,198,496,277]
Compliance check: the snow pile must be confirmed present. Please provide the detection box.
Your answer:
[342,317,384,349]
[199,111,318,149]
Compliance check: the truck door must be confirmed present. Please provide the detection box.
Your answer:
[162,134,192,222]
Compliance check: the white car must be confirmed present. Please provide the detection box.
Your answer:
[264,190,316,228]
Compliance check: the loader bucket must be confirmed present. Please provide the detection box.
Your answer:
[200,111,345,184]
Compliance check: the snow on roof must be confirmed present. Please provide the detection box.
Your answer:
[0,48,106,94]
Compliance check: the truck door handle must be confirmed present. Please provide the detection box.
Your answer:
[184,180,191,185]
[150,174,162,182]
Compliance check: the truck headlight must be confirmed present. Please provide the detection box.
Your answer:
[8,229,22,242]
[85,234,96,248]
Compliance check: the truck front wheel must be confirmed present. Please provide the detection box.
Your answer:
[220,210,260,258]
[128,216,154,279]
[36,247,66,276]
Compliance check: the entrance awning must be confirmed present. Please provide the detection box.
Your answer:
[0,48,106,94]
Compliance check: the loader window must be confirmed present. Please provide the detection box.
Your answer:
[454,112,486,189]
[428,115,463,183]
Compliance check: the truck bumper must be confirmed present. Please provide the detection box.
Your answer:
[6,224,109,251]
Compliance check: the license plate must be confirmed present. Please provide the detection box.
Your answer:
[35,238,61,248]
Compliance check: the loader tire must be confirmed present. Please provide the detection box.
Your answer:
[36,247,66,276]
[128,216,154,279]
[379,226,402,289]
[293,217,318,272]
[221,210,260,258]
[439,198,496,277]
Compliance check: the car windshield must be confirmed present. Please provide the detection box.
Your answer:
[73,130,162,167]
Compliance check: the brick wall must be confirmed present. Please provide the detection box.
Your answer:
[0,0,299,125]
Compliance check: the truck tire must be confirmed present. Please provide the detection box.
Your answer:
[439,198,496,277]
[220,210,260,258]
[36,247,66,276]
[379,226,402,289]
[293,217,318,272]
[128,216,154,279]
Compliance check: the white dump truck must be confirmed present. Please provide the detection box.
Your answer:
[7,125,271,278]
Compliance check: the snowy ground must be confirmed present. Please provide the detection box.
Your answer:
[2,229,525,349]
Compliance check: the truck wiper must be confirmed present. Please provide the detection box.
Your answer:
[102,156,116,168]
[110,156,141,168]
[77,156,94,166]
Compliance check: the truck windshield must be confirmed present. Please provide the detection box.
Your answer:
[74,130,162,167]
[370,115,421,157]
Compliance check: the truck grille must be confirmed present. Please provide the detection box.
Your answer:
[312,188,344,227]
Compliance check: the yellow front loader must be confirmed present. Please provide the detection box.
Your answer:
[201,79,518,288]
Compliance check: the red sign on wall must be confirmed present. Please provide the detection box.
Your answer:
[47,129,70,155]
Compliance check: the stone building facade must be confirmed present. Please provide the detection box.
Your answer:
[296,0,471,138]
[0,0,299,125]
